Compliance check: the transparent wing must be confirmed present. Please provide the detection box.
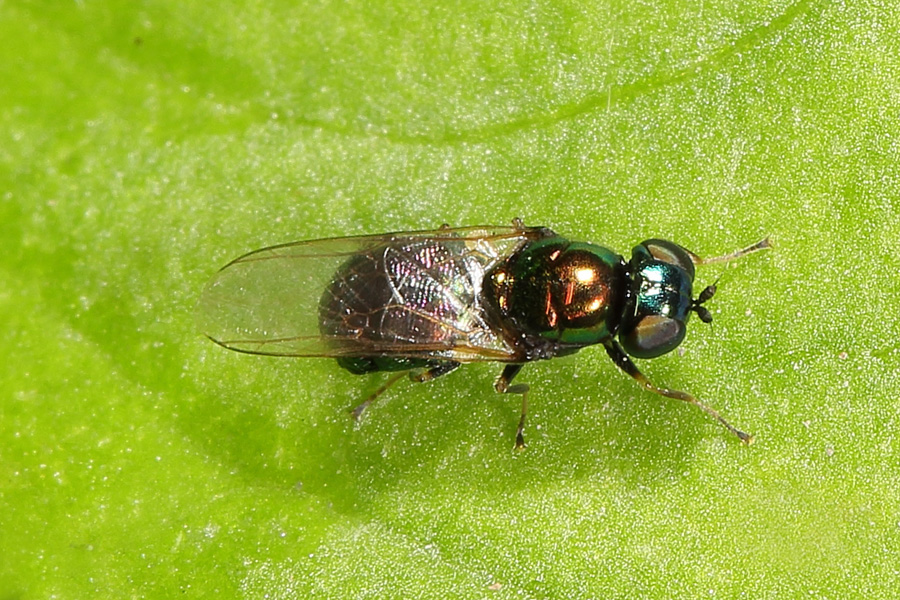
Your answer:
[196,225,548,362]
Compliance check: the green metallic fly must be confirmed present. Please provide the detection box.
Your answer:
[197,219,769,447]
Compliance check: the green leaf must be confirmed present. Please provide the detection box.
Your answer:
[2,0,898,597]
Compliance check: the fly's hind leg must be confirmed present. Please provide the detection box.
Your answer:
[350,372,405,421]
[495,364,529,449]
[349,360,460,421]
[603,340,753,444]
[411,361,460,383]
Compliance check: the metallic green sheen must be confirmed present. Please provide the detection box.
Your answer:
[632,261,693,323]
[556,322,612,345]
[559,241,622,265]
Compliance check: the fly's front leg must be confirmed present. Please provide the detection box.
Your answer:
[684,237,771,266]
[603,340,753,444]
[494,364,529,449]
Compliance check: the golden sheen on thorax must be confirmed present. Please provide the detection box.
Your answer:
[550,246,622,330]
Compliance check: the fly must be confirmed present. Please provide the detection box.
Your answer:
[197,219,770,447]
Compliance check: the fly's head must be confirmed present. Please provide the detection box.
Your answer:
[619,239,716,359]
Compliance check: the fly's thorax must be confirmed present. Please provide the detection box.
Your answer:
[484,236,629,350]
[619,239,697,359]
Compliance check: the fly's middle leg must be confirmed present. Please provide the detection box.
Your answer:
[495,364,528,449]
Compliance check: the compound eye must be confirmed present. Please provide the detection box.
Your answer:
[620,315,687,358]
[639,239,696,280]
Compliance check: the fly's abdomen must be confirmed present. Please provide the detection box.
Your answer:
[319,251,399,341]
[318,239,503,360]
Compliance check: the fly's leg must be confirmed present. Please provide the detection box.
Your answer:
[603,340,753,444]
[411,361,461,383]
[494,364,528,449]
[350,361,460,420]
[350,372,406,420]
[684,237,771,266]
[679,237,770,324]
